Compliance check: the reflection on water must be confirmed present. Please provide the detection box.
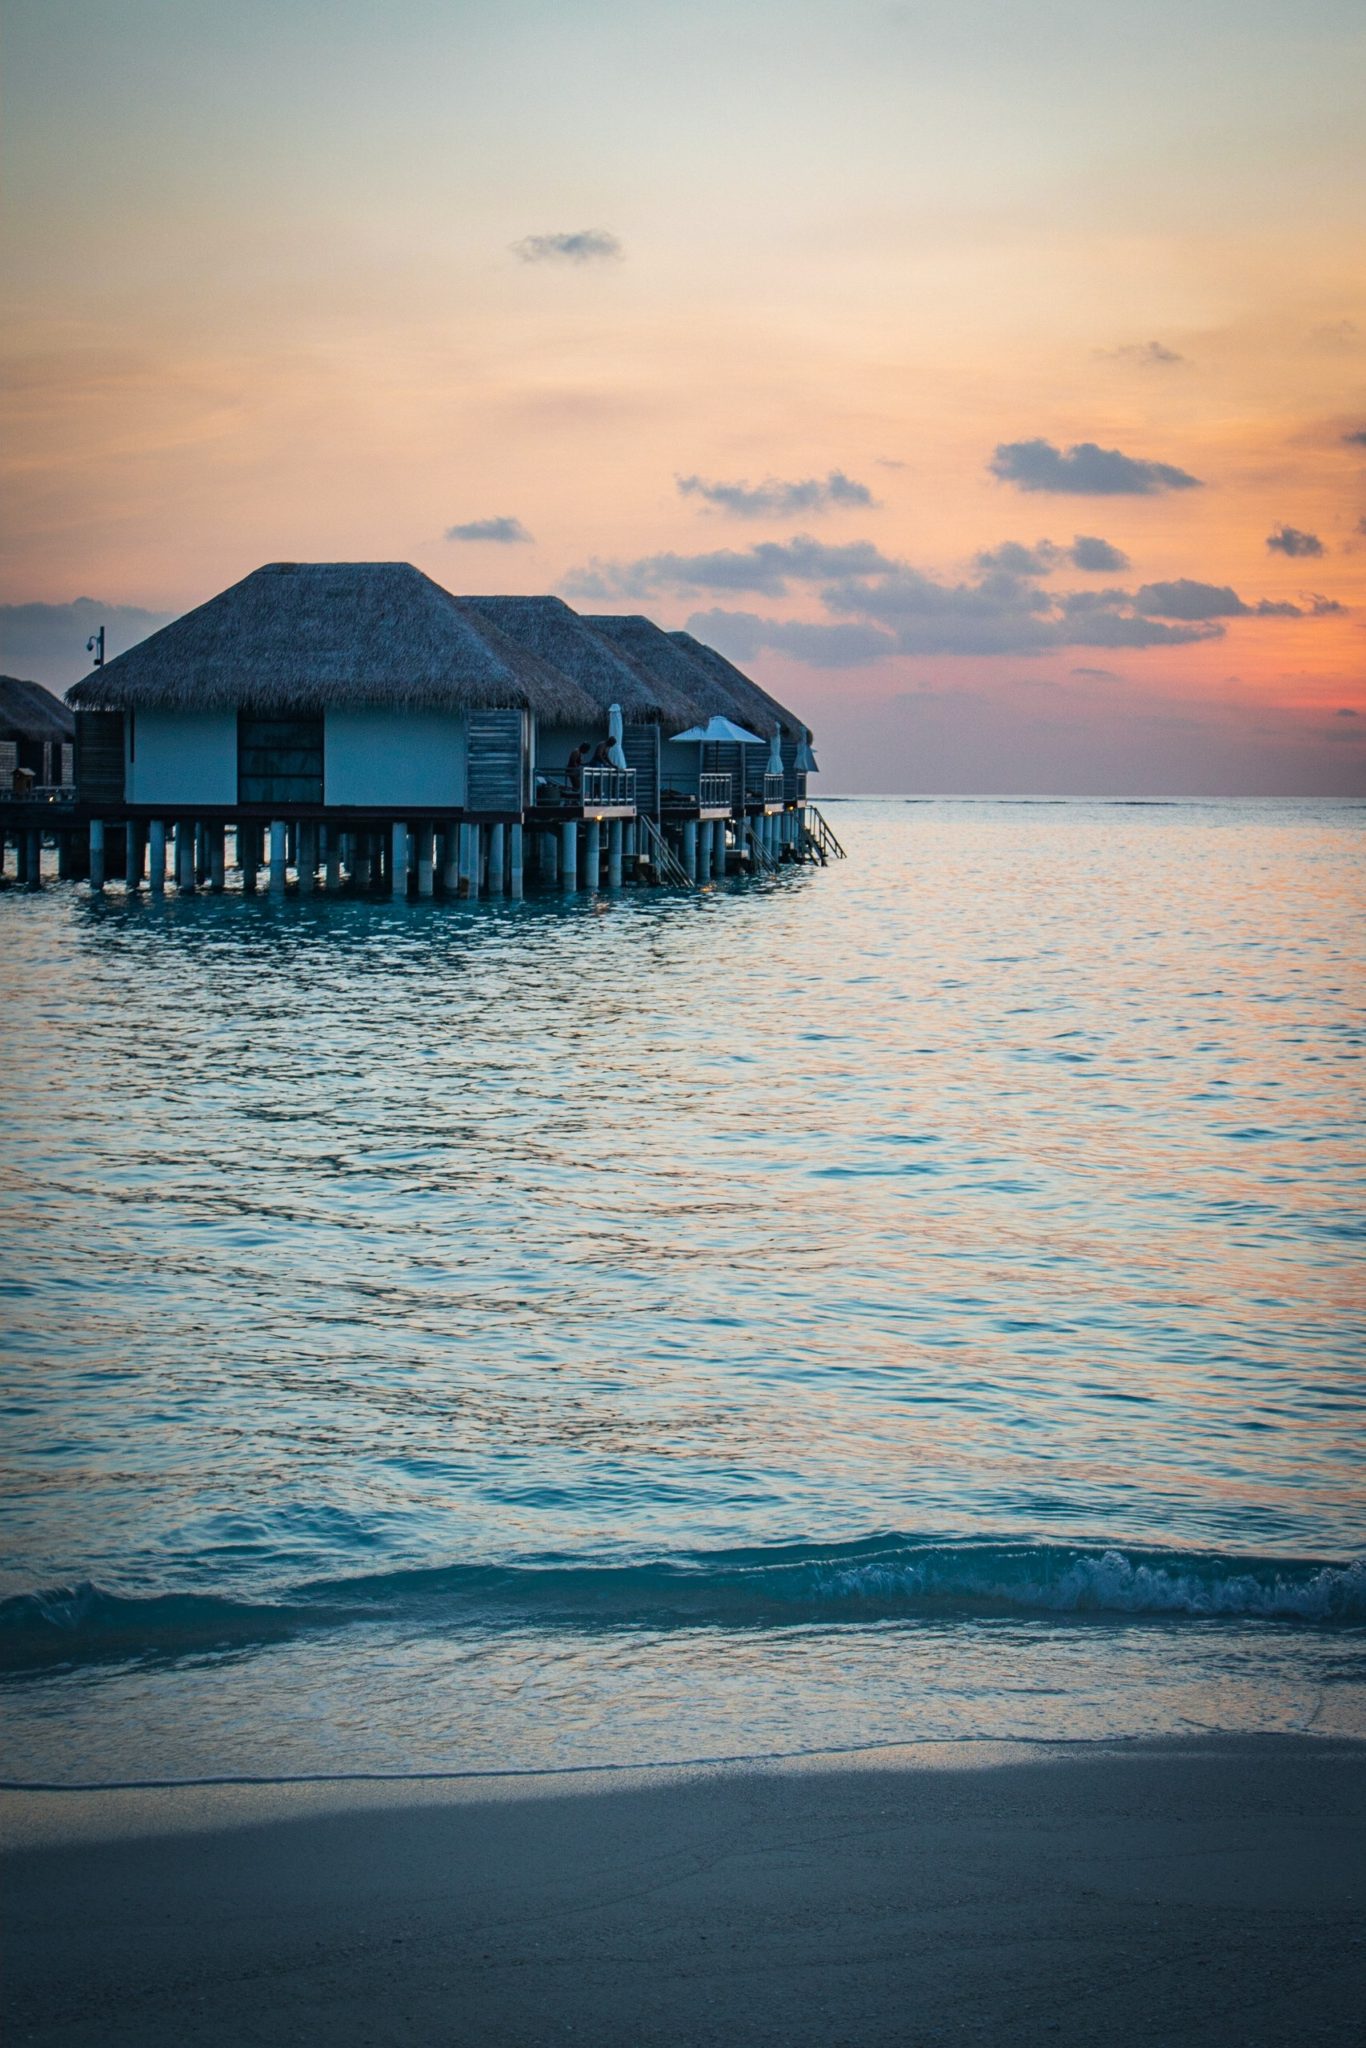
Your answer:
[1,799,1362,1778]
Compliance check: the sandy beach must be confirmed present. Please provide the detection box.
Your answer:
[3,1736,1362,2046]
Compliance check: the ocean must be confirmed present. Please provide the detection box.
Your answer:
[1,797,1362,1785]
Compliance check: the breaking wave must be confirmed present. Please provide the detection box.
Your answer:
[2,1539,1362,1676]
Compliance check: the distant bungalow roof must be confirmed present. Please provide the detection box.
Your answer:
[585,616,805,740]
[0,674,74,743]
[666,632,809,742]
[463,595,698,726]
[65,563,600,724]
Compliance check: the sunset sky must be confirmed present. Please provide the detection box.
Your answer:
[2,0,1363,793]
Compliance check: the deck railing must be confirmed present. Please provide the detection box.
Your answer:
[1,783,76,804]
[579,765,636,808]
[698,772,732,809]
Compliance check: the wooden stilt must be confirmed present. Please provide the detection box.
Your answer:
[509,823,524,899]
[269,820,288,894]
[149,820,167,895]
[683,819,698,883]
[584,819,602,890]
[560,819,578,891]
[208,823,225,891]
[391,820,408,899]
[487,822,505,897]
[88,819,105,893]
[417,822,435,897]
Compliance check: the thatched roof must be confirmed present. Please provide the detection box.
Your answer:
[586,616,806,739]
[464,595,697,725]
[65,563,599,723]
[0,674,74,743]
[667,631,809,740]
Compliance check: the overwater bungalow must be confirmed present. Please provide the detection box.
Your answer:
[1,675,74,797]
[2,561,843,895]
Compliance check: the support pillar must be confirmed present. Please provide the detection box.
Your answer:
[541,829,558,886]
[353,832,371,890]
[560,819,578,891]
[716,822,729,880]
[683,819,698,883]
[297,822,316,894]
[14,831,28,887]
[269,820,288,894]
[391,820,409,899]
[172,821,193,893]
[124,821,142,891]
[195,823,209,885]
[584,818,602,890]
[149,820,167,896]
[487,822,505,897]
[324,829,341,893]
[509,823,524,899]
[608,817,623,888]
[185,821,201,892]
[417,822,435,898]
[88,819,105,893]
[441,826,459,895]
[208,823,225,891]
[467,822,482,899]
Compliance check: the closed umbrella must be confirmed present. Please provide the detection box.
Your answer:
[766,726,784,776]
[607,703,628,770]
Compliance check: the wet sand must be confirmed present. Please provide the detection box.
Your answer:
[3,1736,1363,2046]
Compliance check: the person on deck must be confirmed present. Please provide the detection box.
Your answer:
[565,744,586,793]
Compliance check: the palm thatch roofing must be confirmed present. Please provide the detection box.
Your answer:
[463,595,697,725]
[666,632,808,740]
[65,563,599,723]
[0,674,74,742]
[586,616,806,740]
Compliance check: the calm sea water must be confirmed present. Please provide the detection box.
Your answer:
[1,799,1363,1784]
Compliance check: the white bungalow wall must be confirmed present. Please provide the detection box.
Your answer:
[324,708,467,809]
[126,710,237,806]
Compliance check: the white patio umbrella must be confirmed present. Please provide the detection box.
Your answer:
[670,712,767,816]
[606,702,628,769]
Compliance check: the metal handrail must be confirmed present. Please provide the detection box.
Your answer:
[698,772,731,808]
[579,765,636,807]
[636,813,694,888]
[1,784,76,803]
